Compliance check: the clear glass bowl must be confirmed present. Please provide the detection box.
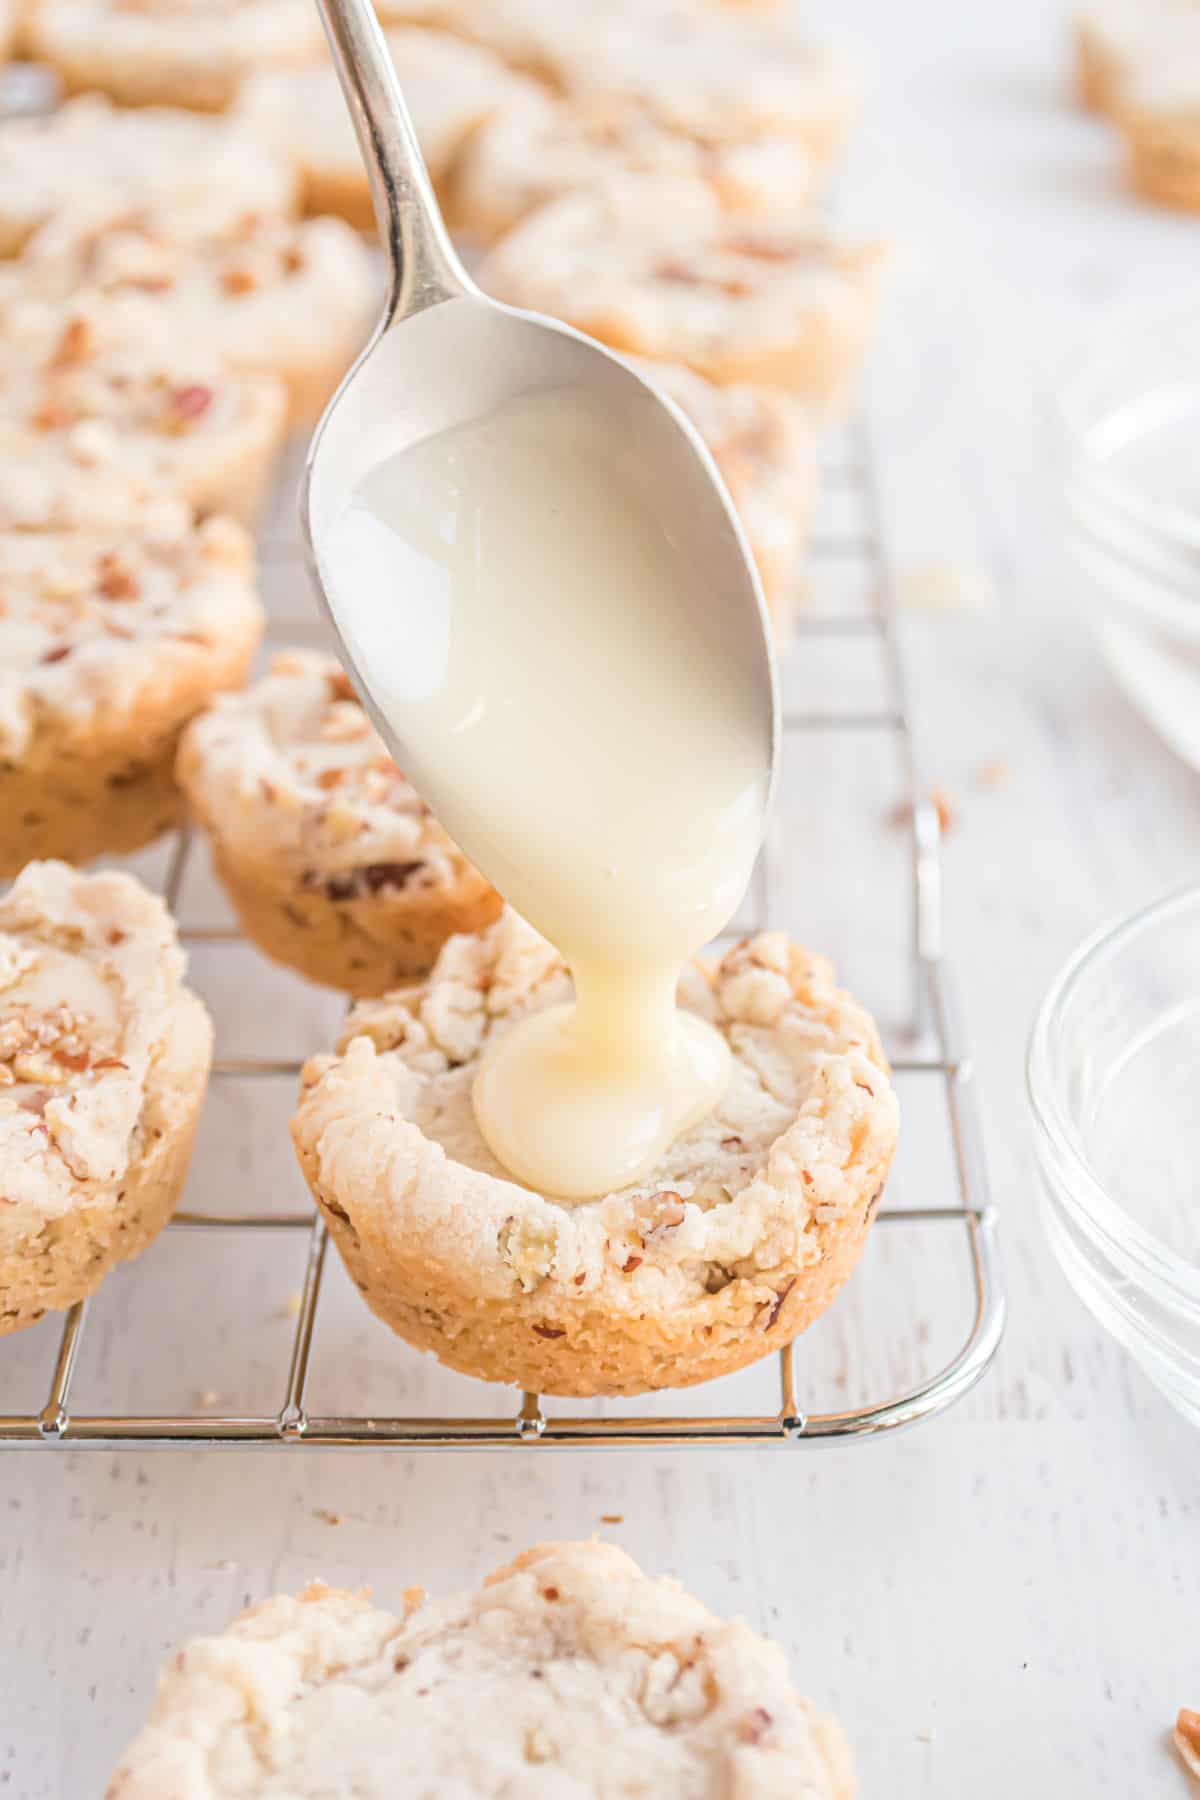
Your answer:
[1056,299,1200,771]
[1028,888,1200,1428]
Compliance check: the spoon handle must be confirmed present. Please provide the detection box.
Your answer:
[315,0,474,319]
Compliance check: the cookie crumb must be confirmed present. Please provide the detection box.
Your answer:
[313,1508,343,1526]
[888,788,956,836]
[974,757,1010,791]
[278,1289,303,1319]
[1175,1709,1200,1780]
[897,560,994,614]
[600,1514,625,1525]
[196,1389,220,1409]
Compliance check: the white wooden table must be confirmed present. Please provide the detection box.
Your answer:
[3,2,1197,1793]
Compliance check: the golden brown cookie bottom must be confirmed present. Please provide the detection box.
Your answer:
[1,737,185,875]
[299,1140,891,1397]
[0,990,211,1334]
[1,626,260,875]
[203,839,503,996]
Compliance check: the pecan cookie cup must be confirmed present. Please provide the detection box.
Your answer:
[480,175,886,412]
[452,90,820,243]
[11,211,376,426]
[0,94,298,259]
[238,28,539,233]
[292,912,899,1397]
[0,516,263,874]
[178,651,502,996]
[107,1542,853,1800]
[625,355,817,631]
[0,861,212,1334]
[0,297,288,525]
[26,0,325,113]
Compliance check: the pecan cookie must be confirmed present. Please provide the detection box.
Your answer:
[480,176,885,411]
[0,93,298,259]
[379,0,857,157]
[178,651,502,996]
[0,861,212,1334]
[452,90,819,243]
[26,0,325,113]
[548,6,859,157]
[292,911,898,1397]
[0,296,288,524]
[107,1542,854,1799]
[0,516,262,874]
[9,209,376,425]
[625,355,818,631]
[238,28,540,232]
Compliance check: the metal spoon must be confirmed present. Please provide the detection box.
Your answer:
[302,0,778,796]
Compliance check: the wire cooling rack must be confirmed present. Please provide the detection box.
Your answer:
[0,416,1005,1450]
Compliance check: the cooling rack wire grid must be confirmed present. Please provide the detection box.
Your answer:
[0,415,1005,1450]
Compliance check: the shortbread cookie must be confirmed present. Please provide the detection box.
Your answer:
[453,90,819,243]
[178,652,502,996]
[0,297,288,524]
[9,210,376,425]
[0,517,262,873]
[482,177,885,410]
[26,0,325,112]
[239,29,540,232]
[0,94,298,260]
[1116,61,1200,209]
[293,912,898,1396]
[0,861,212,1334]
[627,356,817,628]
[107,1542,854,1800]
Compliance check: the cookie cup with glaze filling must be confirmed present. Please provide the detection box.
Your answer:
[178,651,502,995]
[0,515,263,874]
[0,861,212,1334]
[292,912,899,1396]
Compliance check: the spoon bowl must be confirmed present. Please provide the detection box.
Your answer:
[302,0,778,790]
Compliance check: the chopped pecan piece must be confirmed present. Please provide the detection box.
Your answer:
[220,267,257,296]
[758,1277,797,1332]
[96,552,140,601]
[1175,1710,1200,1779]
[736,1707,775,1744]
[168,384,214,426]
[52,317,93,367]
